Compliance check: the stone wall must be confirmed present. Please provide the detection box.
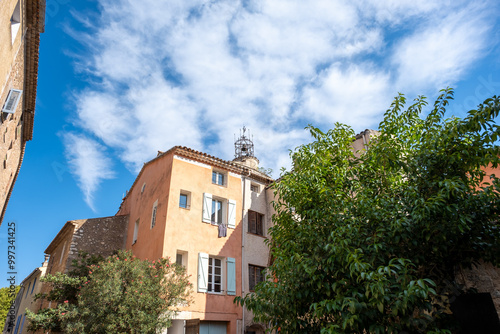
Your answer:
[0,7,25,221]
[456,262,500,318]
[65,215,129,269]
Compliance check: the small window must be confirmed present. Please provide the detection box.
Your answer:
[141,183,146,193]
[31,278,36,294]
[10,1,21,44]
[250,184,259,192]
[132,219,139,244]
[248,210,264,236]
[59,242,66,265]
[25,282,31,298]
[249,264,265,291]
[176,250,187,268]
[2,89,22,114]
[179,191,191,209]
[212,170,225,186]
[151,200,158,228]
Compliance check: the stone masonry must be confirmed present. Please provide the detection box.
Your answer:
[64,215,129,269]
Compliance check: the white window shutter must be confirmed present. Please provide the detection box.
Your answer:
[202,193,212,223]
[227,257,236,296]
[227,199,236,229]
[198,252,209,293]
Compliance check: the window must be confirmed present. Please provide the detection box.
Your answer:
[176,250,187,268]
[198,254,236,295]
[132,219,139,244]
[25,282,31,298]
[249,265,265,291]
[59,242,66,265]
[18,314,25,334]
[212,170,225,186]
[10,1,21,44]
[248,210,264,236]
[179,191,191,209]
[2,89,22,114]
[202,194,236,228]
[250,183,259,192]
[208,257,222,293]
[31,278,36,294]
[211,199,223,224]
[180,194,188,208]
[141,182,146,193]
[13,314,21,334]
[151,200,158,228]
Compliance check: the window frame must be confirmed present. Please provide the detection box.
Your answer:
[211,198,224,225]
[151,200,158,229]
[30,278,36,294]
[176,250,187,269]
[249,264,265,292]
[208,257,223,294]
[132,219,139,244]
[10,1,21,45]
[2,89,22,114]
[179,190,191,209]
[212,170,226,186]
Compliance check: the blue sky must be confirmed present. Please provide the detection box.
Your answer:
[1,0,500,287]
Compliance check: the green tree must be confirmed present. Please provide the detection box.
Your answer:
[0,285,19,326]
[237,89,500,333]
[27,250,192,334]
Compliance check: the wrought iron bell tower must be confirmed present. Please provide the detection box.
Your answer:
[234,126,255,159]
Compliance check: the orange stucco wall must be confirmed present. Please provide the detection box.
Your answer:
[166,156,243,324]
[119,153,174,261]
[121,151,243,331]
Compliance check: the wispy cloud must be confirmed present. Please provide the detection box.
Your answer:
[392,2,492,93]
[62,0,499,207]
[63,133,115,211]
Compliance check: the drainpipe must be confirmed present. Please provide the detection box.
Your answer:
[241,174,247,334]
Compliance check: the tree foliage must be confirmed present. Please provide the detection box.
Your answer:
[237,89,500,333]
[27,250,192,334]
[0,285,19,326]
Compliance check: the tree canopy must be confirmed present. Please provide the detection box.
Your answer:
[237,89,500,333]
[27,250,191,334]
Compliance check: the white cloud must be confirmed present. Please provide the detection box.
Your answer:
[62,0,499,207]
[63,133,115,211]
[301,64,392,129]
[392,2,492,93]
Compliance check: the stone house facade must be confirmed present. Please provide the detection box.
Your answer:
[0,0,45,225]
[35,215,129,325]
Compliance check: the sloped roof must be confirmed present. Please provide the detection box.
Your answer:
[119,146,274,205]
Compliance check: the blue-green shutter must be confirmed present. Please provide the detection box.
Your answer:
[227,257,236,296]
